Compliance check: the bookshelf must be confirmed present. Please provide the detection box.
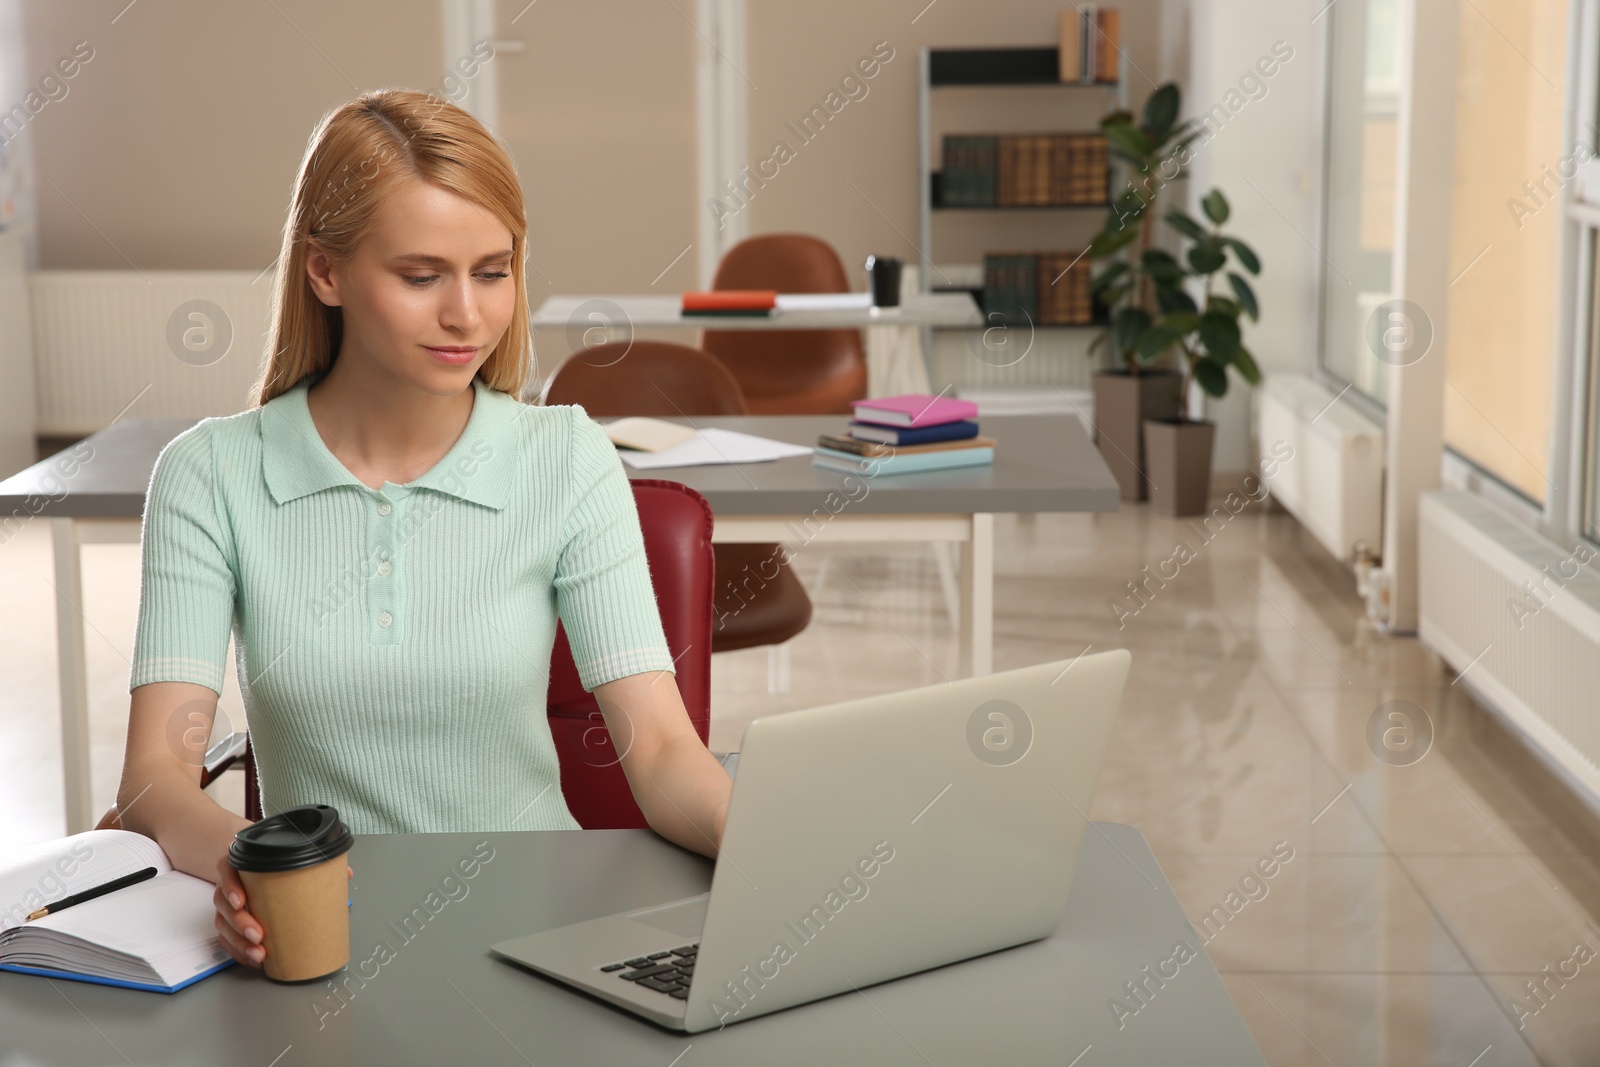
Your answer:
[916,45,1127,408]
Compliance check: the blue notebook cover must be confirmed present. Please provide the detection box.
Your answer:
[812,445,993,474]
[0,898,348,993]
[0,958,235,993]
[847,419,979,445]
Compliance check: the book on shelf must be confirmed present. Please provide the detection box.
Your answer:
[983,253,1040,326]
[847,419,980,446]
[0,829,233,993]
[1058,4,1119,85]
[813,445,995,476]
[978,132,1106,207]
[852,393,979,428]
[1097,9,1121,83]
[1037,251,1095,325]
[982,251,1095,326]
[817,433,996,458]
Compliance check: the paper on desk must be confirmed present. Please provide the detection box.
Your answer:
[602,417,699,452]
[774,292,872,312]
[617,428,813,469]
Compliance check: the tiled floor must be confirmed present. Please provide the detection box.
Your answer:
[4,496,1599,1063]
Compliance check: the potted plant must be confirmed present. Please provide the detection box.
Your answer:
[1085,83,1262,512]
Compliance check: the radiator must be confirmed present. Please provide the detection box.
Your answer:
[31,271,274,435]
[1256,374,1384,563]
[1419,490,1600,803]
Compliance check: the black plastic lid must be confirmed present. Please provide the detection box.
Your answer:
[229,805,354,873]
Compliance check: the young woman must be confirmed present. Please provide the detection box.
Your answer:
[113,89,733,970]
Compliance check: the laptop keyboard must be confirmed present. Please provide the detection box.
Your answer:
[600,943,698,999]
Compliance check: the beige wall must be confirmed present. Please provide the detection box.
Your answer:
[743,1,1176,285]
[22,1,441,271]
[22,0,698,296]
[23,1,1173,310]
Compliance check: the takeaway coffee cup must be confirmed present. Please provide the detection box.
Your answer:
[865,254,903,308]
[229,804,355,982]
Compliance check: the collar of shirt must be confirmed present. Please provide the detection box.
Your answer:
[260,373,520,510]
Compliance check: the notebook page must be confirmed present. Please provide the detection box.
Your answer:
[23,870,225,985]
[0,830,171,932]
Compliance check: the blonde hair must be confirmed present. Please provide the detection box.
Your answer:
[250,88,532,407]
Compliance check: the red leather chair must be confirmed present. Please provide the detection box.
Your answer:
[100,479,715,831]
[540,341,814,669]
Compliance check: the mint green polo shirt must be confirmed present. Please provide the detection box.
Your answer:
[128,370,677,834]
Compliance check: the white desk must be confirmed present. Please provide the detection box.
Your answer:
[530,292,982,397]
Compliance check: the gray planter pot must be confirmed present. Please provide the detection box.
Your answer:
[1091,370,1183,501]
[1142,419,1216,516]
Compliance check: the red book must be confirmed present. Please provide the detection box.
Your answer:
[681,290,778,313]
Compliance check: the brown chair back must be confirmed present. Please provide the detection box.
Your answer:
[699,233,867,414]
[541,341,748,417]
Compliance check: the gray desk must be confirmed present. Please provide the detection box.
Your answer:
[532,292,982,397]
[0,413,1117,833]
[0,824,1266,1065]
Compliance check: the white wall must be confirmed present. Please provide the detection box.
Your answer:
[1185,0,1327,474]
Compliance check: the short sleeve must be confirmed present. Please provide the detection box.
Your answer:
[128,422,237,695]
[554,406,676,691]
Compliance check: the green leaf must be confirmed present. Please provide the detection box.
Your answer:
[1141,84,1180,143]
[1140,249,1186,284]
[1088,330,1108,355]
[1112,307,1152,354]
[1161,311,1203,334]
[1227,273,1259,320]
[1165,211,1207,241]
[1233,345,1262,386]
[1089,260,1129,295]
[1088,224,1141,258]
[1135,322,1188,362]
[1198,311,1241,362]
[1223,237,1261,274]
[1103,123,1155,163]
[1098,109,1135,131]
[1193,357,1229,397]
[1187,239,1227,274]
[1099,281,1135,308]
[1207,295,1241,319]
[1155,284,1198,314]
[1202,189,1230,226]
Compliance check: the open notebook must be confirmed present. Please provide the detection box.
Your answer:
[0,829,232,993]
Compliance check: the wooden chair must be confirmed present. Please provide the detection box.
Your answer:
[98,478,717,831]
[699,233,868,415]
[541,341,812,692]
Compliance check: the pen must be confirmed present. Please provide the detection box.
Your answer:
[25,866,158,921]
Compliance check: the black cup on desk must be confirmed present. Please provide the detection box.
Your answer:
[865,254,903,308]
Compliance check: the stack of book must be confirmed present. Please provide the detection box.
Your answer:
[939,133,1108,207]
[1058,5,1120,84]
[813,395,995,476]
[984,251,1094,325]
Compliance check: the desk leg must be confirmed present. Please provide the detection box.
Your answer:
[866,324,933,397]
[957,513,994,677]
[52,518,94,834]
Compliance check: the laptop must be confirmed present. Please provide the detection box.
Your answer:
[490,649,1131,1033]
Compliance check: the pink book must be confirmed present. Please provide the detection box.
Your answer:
[852,394,979,428]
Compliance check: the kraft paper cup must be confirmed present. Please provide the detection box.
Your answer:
[229,805,355,983]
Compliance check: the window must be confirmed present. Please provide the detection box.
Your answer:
[1441,0,1567,506]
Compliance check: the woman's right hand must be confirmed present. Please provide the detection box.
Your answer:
[212,857,356,970]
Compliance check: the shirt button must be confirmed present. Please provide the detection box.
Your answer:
[378,611,392,628]
[378,560,392,576]
[377,502,392,516]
